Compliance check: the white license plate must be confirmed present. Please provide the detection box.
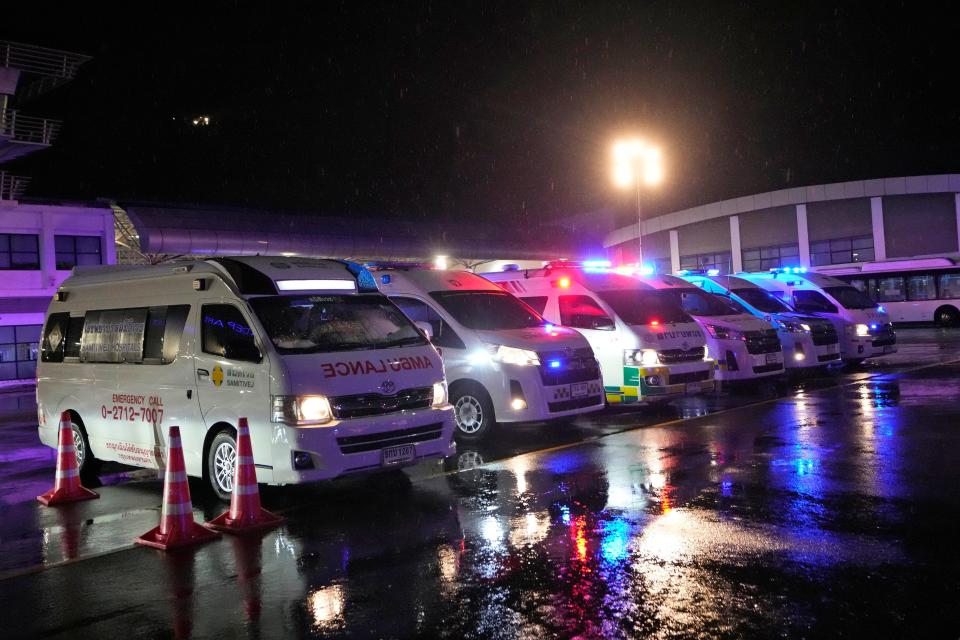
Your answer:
[571,382,588,397]
[765,353,779,364]
[382,444,415,466]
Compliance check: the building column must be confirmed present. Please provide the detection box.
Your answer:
[729,215,742,273]
[796,204,810,267]
[871,196,887,261]
[40,209,56,289]
[955,193,960,254]
[103,209,117,265]
[669,229,680,274]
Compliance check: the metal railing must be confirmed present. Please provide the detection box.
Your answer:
[1,40,91,79]
[0,172,30,200]
[0,108,62,145]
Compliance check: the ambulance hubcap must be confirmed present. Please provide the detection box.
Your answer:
[72,424,85,468]
[214,442,237,493]
[455,396,483,434]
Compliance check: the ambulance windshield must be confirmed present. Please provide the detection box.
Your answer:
[430,290,545,330]
[595,290,691,325]
[250,294,427,354]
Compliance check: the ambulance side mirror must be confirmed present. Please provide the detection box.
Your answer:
[415,321,434,341]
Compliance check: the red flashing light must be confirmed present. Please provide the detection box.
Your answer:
[558,277,571,289]
[650,319,660,326]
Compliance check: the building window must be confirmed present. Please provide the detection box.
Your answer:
[742,244,799,272]
[0,324,42,380]
[0,233,41,270]
[810,235,874,266]
[652,257,673,275]
[679,252,732,274]
[55,235,102,269]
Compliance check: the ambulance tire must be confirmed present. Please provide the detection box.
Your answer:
[206,429,237,502]
[450,382,495,441]
[70,414,97,478]
[935,305,959,327]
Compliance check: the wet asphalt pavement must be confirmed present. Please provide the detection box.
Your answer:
[2,328,960,638]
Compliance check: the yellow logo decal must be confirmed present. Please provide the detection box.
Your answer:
[211,365,224,387]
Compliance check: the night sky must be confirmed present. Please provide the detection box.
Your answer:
[4,2,956,226]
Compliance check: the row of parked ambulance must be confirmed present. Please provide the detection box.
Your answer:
[35,256,895,499]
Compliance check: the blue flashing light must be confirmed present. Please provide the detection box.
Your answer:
[338,260,379,292]
[638,264,655,276]
[870,323,879,330]
[877,305,886,313]
[560,504,571,525]
[380,274,391,285]
[583,259,612,268]
[706,269,720,276]
[548,359,562,369]
[544,323,555,332]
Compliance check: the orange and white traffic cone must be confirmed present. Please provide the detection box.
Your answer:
[136,426,219,551]
[205,417,283,534]
[37,411,99,506]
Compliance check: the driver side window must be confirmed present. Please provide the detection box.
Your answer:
[558,295,615,330]
[390,296,466,350]
[201,304,261,362]
[792,290,837,314]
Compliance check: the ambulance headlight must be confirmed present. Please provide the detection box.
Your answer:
[272,395,333,425]
[486,344,540,366]
[432,381,448,407]
[776,319,809,333]
[624,349,659,366]
[855,323,870,337]
[704,324,742,341]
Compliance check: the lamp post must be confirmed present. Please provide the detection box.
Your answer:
[612,139,663,266]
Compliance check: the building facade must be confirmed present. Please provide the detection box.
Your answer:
[604,174,960,275]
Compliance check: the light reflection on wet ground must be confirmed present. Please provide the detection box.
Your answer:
[2,328,960,638]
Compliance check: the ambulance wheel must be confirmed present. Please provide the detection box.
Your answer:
[207,430,237,502]
[70,414,94,476]
[450,382,495,441]
[935,305,959,327]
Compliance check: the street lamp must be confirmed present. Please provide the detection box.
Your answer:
[612,138,663,266]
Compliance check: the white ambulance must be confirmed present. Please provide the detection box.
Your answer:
[36,257,456,499]
[680,272,841,369]
[640,273,785,381]
[736,269,896,363]
[372,267,604,440]
[482,262,715,405]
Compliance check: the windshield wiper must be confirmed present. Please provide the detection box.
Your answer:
[378,336,426,348]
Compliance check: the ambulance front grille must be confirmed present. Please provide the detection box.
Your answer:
[657,347,705,364]
[336,422,444,454]
[330,387,433,419]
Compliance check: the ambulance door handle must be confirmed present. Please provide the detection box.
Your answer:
[197,368,210,378]
[186,389,192,399]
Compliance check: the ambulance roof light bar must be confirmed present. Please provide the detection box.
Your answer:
[769,266,807,276]
[676,268,721,277]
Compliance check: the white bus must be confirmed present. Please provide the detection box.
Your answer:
[36,257,456,499]
[814,257,960,326]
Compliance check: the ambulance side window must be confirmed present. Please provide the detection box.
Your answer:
[201,304,261,362]
[41,313,70,363]
[391,297,465,350]
[64,316,84,359]
[143,305,191,364]
[558,295,615,330]
[520,296,548,315]
[792,290,838,314]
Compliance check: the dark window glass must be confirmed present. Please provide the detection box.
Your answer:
[595,290,692,325]
[162,305,190,363]
[731,287,794,313]
[391,296,466,350]
[520,296,549,315]
[430,291,544,330]
[678,251,731,274]
[871,277,906,302]
[250,295,424,354]
[906,275,937,301]
[830,238,852,251]
[0,233,40,270]
[810,241,830,253]
[141,305,190,363]
[852,236,873,249]
[742,249,760,261]
[792,290,838,313]
[0,323,41,380]
[41,313,70,362]
[202,304,261,361]
[55,235,102,270]
[824,286,877,309]
[743,244,799,271]
[939,274,960,299]
[558,295,615,330]
[671,288,741,316]
[65,317,85,358]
